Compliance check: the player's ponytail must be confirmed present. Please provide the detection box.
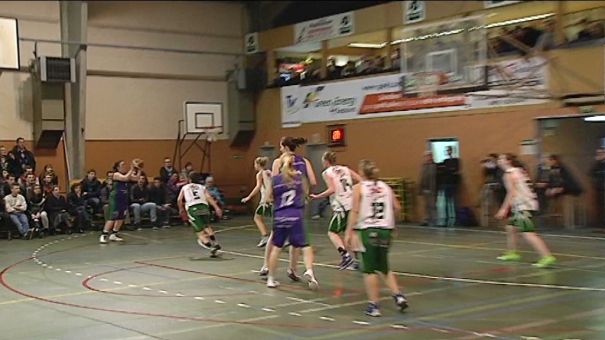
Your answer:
[281,136,307,152]
[255,156,269,169]
[280,154,298,183]
[322,151,337,165]
[359,159,380,181]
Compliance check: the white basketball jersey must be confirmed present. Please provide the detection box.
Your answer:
[507,167,539,212]
[357,180,394,230]
[182,183,208,209]
[259,170,272,204]
[323,165,353,212]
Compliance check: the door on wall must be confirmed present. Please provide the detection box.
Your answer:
[306,143,329,216]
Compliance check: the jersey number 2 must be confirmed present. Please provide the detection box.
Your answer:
[280,190,296,208]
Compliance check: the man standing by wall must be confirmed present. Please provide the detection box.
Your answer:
[11,137,36,177]
[443,146,461,227]
[419,151,437,226]
[589,147,605,229]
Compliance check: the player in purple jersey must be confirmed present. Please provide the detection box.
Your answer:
[259,137,317,281]
[99,160,140,244]
[266,153,318,290]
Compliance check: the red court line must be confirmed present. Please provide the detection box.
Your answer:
[134,260,312,293]
[82,265,256,298]
[0,257,415,332]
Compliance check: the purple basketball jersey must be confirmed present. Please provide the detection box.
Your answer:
[293,155,308,179]
[273,173,304,216]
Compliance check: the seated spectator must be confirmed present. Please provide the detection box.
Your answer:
[574,21,604,43]
[327,58,343,79]
[2,175,23,197]
[45,185,72,234]
[180,162,195,181]
[11,137,36,177]
[67,184,89,233]
[130,175,158,229]
[19,166,37,187]
[0,145,17,176]
[166,173,181,206]
[39,164,59,187]
[535,20,558,52]
[41,174,55,196]
[205,176,225,208]
[341,61,356,77]
[160,157,178,183]
[80,169,102,214]
[149,177,171,228]
[4,183,30,238]
[22,172,38,199]
[391,48,401,70]
[100,172,113,220]
[28,184,49,235]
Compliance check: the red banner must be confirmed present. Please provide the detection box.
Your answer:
[359,92,467,114]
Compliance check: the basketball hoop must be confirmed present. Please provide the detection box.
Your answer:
[203,127,221,143]
[414,72,445,97]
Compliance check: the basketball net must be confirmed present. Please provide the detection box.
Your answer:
[204,127,221,142]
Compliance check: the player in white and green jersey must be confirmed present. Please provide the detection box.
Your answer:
[242,157,272,247]
[310,151,361,270]
[345,160,408,317]
[178,173,223,258]
[495,153,556,268]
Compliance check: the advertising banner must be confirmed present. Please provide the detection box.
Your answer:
[294,12,354,44]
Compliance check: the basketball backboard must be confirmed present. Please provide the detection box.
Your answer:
[0,17,20,70]
[184,101,223,136]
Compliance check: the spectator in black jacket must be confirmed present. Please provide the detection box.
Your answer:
[67,184,88,233]
[590,147,605,228]
[0,145,17,176]
[11,137,36,177]
[45,186,72,234]
[80,169,102,214]
[159,157,178,183]
[2,175,23,197]
[149,177,171,227]
[442,146,461,227]
[28,184,49,234]
[39,164,59,187]
[546,154,583,198]
[100,173,113,220]
[130,175,158,229]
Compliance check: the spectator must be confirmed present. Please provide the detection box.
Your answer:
[180,162,195,181]
[39,164,59,187]
[100,172,113,220]
[419,151,438,226]
[45,185,72,234]
[442,146,461,227]
[391,48,401,70]
[575,21,604,43]
[166,173,181,206]
[2,175,23,197]
[159,157,178,183]
[67,184,89,233]
[149,177,171,228]
[590,147,605,228]
[4,183,30,238]
[546,154,583,198]
[0,145,17,176]
[41,174,55,196]
[205,176,225,208]
[22,172,38,199]
[130,175,158,229]
[19,166,36,186]
[341,61,356,77]
[80,169,102,214]
[28,184,50,235]
[11,137,36,177]
[327,58,343,79]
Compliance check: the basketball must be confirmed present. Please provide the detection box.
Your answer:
[132,158,144,169]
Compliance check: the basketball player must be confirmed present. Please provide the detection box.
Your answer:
[99,160,140,244]
[266,153,318,290]
[178,172,223,257]
[241,157,272,247]
[310,151,361,270]
[259,137,317,280]
[495,153,556,268]
[345,160,408,317]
